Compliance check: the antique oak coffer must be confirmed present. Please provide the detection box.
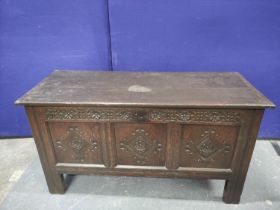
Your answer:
[16,71,275,204]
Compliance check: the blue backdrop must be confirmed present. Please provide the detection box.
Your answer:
[0,0,279,138]
[0,0,111,136]
[109,0,280,138]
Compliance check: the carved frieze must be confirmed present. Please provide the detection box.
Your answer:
[46,108,240,123]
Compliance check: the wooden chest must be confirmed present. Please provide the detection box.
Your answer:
[16,71,275,204]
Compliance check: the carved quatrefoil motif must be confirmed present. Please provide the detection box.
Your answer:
[120,129,163,165]
[185,129,231,160]
[54,126,99,162]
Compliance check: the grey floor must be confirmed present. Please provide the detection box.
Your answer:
[0,139,279,210]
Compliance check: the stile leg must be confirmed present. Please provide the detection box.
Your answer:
[25,107,65,194]
[223,178,244,204]
[45,171,65,194]
[223,110,264,204]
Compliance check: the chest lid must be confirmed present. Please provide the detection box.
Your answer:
[15,70,275,108]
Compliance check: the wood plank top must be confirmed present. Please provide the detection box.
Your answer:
[16,70,275,108]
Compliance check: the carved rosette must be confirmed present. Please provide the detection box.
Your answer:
[54,126,100,162]
[185,129,231,162]
[46,108,240,123]
[120,129,163,165]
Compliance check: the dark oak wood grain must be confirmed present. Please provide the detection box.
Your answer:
[17,71,275,204]
[16,70,275,108]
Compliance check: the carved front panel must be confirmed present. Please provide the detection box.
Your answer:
[114,123,167,166]
[180,125,239,169]
[48,122,104,164]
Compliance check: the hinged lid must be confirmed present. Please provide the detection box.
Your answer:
[15,70,275,108]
